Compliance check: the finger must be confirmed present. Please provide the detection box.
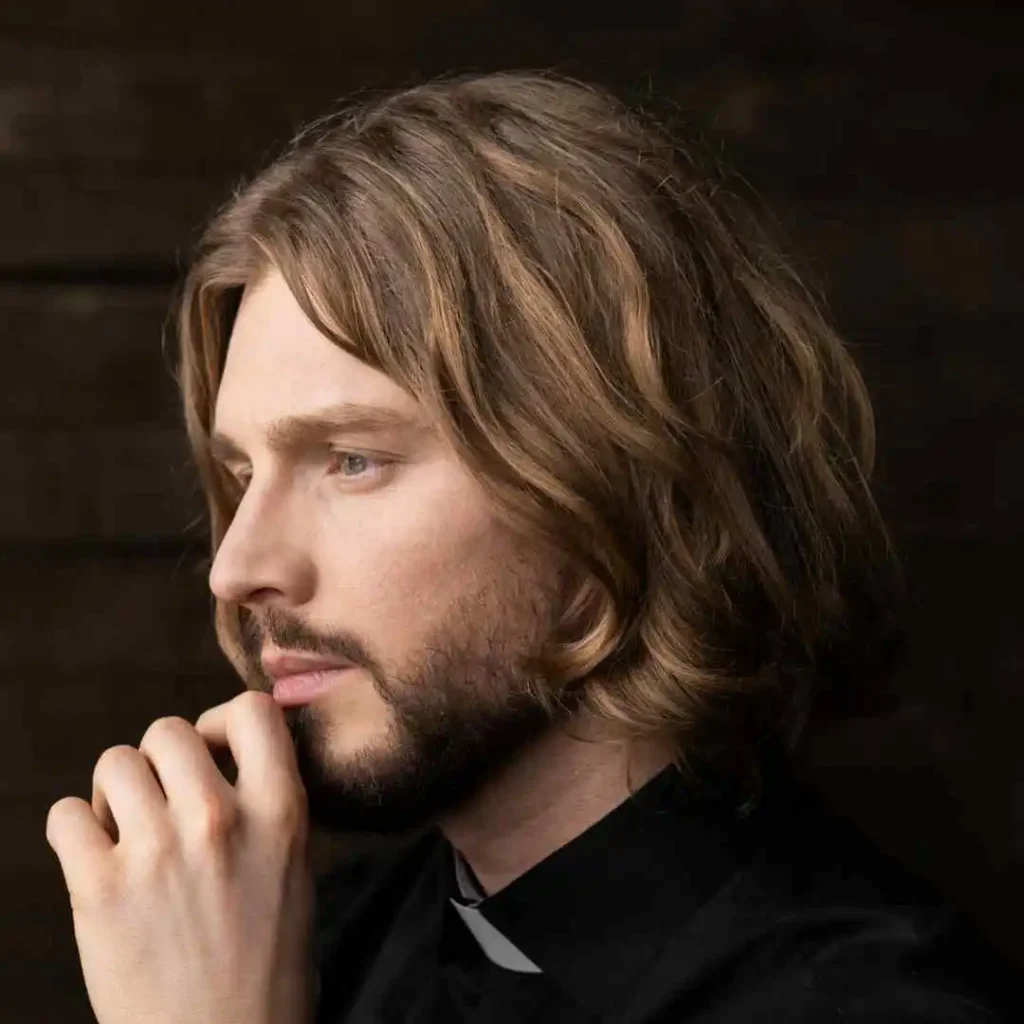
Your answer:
[46,795,116,899]
[91,745,171,847]
[194,691,305,820]
[137,717,237,834]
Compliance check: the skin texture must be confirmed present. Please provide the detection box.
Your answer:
[210,269,674,892]
[46,692,317,1024]
[44,268,672,1024]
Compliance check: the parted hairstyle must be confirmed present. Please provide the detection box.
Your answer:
[175,69,906,789]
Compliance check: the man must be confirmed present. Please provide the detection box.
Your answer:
[46,71,1021,1022]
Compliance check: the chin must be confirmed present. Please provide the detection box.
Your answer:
[325,722,397,764]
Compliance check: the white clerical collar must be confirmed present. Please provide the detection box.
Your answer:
[448,847,543,973]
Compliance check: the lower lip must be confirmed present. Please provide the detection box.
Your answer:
[271,668,354,707]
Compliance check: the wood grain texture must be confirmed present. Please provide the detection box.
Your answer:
[0,285,178,426]
[0,428,202,541]
[0,549,218,672]
[1,27,1020,265]
[2,4,1021,1019]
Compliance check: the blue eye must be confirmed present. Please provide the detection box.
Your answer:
[220,451,391,495]
[328,451,388,480]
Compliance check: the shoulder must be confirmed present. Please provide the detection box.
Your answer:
[738,902,1021,1022]
[661,774,1024,1022]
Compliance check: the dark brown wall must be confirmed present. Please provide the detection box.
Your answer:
[2,3,1021,1020]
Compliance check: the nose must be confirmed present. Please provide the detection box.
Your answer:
[208,481,315,609]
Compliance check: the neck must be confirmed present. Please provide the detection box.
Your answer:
[437,715,676,896]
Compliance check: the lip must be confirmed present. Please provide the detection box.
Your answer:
[270,666,353,707]
[261,650,356,681]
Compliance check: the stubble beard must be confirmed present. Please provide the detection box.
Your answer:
[241,553,583,836]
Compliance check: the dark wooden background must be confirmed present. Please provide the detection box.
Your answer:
[2,2,1021,1019]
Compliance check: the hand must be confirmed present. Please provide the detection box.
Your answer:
[45,690,316,1024]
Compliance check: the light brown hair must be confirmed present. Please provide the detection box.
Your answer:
[175,70,906,788]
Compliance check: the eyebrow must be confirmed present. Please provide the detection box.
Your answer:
[209,401,429,465]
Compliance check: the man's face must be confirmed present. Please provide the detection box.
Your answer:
[209,269,574,835]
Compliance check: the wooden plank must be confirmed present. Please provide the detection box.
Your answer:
[846,310,1024,420]
[0,428,202,541]
[0,0,484,53]
[655,62,1018,200]
[0,549,219,675]
[0,168,221,266]
[0,285,179,426]
[0,42,366,170]
[845,311,1024,536]
[0,39,394,265]
[0,0,1018,62]
[777,201,1024,315]
[6,39,1012,188]
[873,425,1023,538]
[1,33,1021,265]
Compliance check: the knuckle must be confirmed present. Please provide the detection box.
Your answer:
[140,715,190,747]
[46,796,83,844]
[93,743,139,778]
[47,794,78,822]
[191,795,237,843]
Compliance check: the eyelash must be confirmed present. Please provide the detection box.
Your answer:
[226,450,390,491]
[327,449,390,480]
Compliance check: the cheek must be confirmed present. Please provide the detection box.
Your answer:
[315,472,503,630]
[383,519,501,625]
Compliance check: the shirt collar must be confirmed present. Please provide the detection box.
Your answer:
[449,849,543,972]
[441,749,785,1014]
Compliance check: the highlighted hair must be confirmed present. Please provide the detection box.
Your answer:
[175,70,905,788]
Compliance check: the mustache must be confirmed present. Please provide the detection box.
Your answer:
[239,607,364,667]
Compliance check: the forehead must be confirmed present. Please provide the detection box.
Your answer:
[213,270,420,436]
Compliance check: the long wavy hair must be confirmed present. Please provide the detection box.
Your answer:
[174,70,906,790]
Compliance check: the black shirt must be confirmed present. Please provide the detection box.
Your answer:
[311,752,1022,1022]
